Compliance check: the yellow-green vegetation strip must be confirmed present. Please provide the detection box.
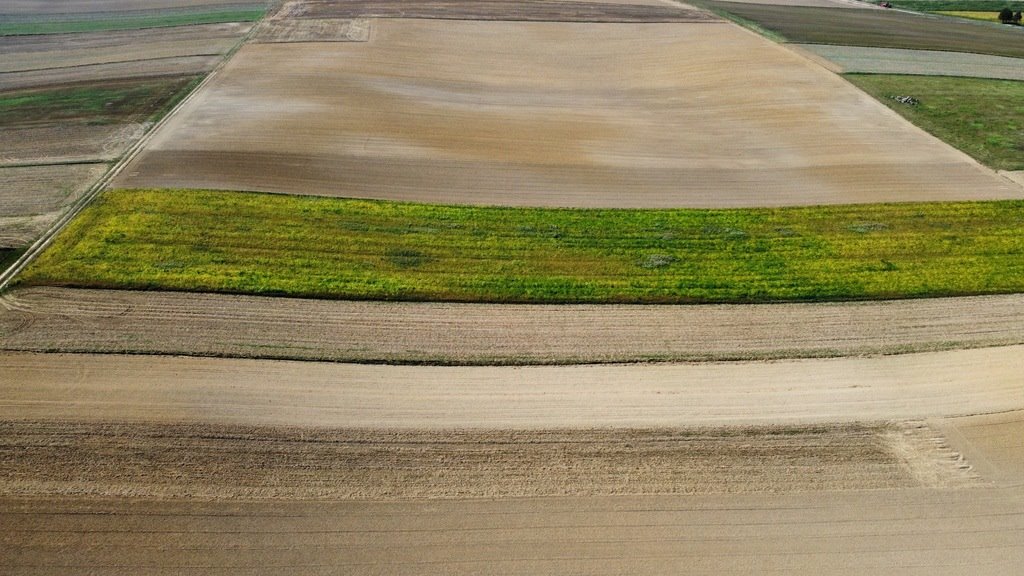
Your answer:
[16,189,1024,304]
[847,74,1024,171]
[934,10,1003,21]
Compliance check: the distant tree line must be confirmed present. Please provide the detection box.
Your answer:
[999,7,1023,23]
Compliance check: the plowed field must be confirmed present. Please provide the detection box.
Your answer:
[114,19,1020,207]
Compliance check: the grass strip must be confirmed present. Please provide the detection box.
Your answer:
[846,74,1024,171]
[0,9,265,36]
[888,0,1024,12]
[0,77,202,127]
[15,189,1024,304]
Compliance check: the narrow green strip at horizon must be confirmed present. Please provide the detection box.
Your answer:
[16,189,1024,304]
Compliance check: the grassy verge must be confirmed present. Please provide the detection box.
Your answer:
[846,74,1024,171]
[0,76,202,127]
[0,9,265,36]
[16,189,1024,304]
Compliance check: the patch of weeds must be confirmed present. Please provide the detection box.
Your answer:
[702,225,747,239]
[848,222,889,233]
[386,248,431,269]
[638,253,676,269]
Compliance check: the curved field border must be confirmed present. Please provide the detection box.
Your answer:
[5,287,1024,364]
[793,44,1024,81]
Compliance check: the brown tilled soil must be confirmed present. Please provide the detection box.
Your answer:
[115,19,1021,207]
[0,23,250,74]
[936,410,1024,487]
[5,287,1024,363]
[0,0,264,13]
[253,17,369,42]
[0,420,976,500]
[283,0,714,21]
[0,165,106,247]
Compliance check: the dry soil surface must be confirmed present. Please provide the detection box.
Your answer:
[793,44,1024,81]
[0,421,973,499]
[5,287,1024,363]
[114,19,1021,207]
[283,0,714,21]
[2,349,1022,428]
[3,489,1024,575]
[0,0,266,14]
[0,165,107,247]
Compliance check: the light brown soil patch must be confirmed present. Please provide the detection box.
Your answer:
[0,56,221,91]
[0,420,974,500]
[5,287,1024,364]
[253,17,369,42]
[0,124,143,165]
[3,348,1022,428]
[0,164,106,248]
[115,19,1020,207]
[936,411,1024,487]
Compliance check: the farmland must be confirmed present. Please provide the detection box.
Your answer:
[5,0,1024,573]
[795,45,1024,81]
[846,74,1024,171]
[18,189,1024,303]
[704,1,1024,58]
[113,18,1019,208]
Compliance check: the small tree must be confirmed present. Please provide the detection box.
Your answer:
[998,7,1014,22]
[1014,10,1022,23]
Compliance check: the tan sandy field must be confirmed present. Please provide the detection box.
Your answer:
[5,287,1024,363]
[115,18,1021,207]
[0,166,106,248]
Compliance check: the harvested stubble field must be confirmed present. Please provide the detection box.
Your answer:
[6,286,1024,363]
[795,44,1024,81]
[0,421,970,499]
[0,165,106,248]
[19,189,1024,304]
[705,1,1024,58]
[0,5,266,36]
[846,74,1024,171]
[114,18,1020,207]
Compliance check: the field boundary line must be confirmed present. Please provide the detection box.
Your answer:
[0,15,267,293]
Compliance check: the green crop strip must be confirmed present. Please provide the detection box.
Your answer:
[16,189,1024,304]
[0,9,266,36]
[0,77,200,126]
[847,74,1024,171]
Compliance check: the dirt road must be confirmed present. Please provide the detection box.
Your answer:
[2,349,1021,428]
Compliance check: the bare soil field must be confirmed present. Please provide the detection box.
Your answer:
[2,348,1022,428]
[937,410,1024,487]
[0,23,251,74]
[0,123,146,164]
[0,165,106,247]
[4,489,1021,575]
[793,44,1024,80]
[5,287,1024,363]
[706,1,1024,58]
[703,0,872,6]
[283,0,714,21]
[0,420,971,499]
[0,56,220,91]
[253,17,369,42]
[114,19,1021,207]
[0,0,265,15]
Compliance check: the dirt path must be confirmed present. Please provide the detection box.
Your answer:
[2,348,1021,428]
[5,287,1024,364]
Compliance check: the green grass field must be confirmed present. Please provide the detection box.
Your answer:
[0,77,200,127]
[846,74,1024,171]
[0,9,265,36]
[16,189,1024,304]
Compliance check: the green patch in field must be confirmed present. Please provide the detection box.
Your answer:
[934,10,1003,22]
[16,189,1024,304]
[0,9,266,36]
[0,248,25,272]
[846,74,1024,170]
[0,77,201,127]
